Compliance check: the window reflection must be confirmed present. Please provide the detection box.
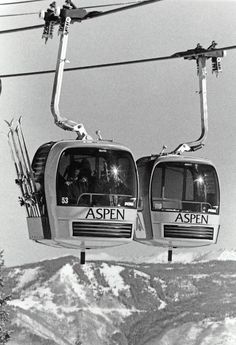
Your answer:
[56,147,137,208]
[151,162,220,214]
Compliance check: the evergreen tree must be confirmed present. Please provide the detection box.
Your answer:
[0,251,10,344]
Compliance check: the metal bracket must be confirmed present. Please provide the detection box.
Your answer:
[172,42,226,155]
[40,2,92,140]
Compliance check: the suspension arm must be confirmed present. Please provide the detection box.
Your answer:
[173,46,225,155]
[50,16,92,140]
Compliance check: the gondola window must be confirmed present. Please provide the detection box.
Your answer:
[56,148,137,208]
[151,162,219,214]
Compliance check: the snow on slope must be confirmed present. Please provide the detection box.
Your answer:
[9,260,142,344]
[9,267,41,292]
[99,263,129,297]
[149,317,236,345]
[12,248,236,268]
[86,248,236,264]
[6,254,236,345]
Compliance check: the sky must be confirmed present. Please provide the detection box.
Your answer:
[1,0,236,266]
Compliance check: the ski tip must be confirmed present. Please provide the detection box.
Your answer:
[4,120,11,126]
[4,118,14,127]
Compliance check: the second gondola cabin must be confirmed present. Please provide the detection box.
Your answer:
[28,140,138,250]
[135,154,220,249]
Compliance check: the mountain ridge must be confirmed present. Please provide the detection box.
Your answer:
[4,252,236,345]
[7,248,236,271]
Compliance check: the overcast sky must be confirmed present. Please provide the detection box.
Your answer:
[1,0,236,266]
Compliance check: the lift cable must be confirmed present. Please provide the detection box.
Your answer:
[0,24,44,34]
[81,0,162,19]
[1,57,173,79]
[0,0,162,34]
[81,1,147,10]
[0,1,144,18]
[0,0,44,5]
[0,11,38,17]
[1,43,236,79]
[0,0,139,5]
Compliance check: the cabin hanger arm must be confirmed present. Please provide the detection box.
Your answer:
[173,56,208,154]
[51,16,92,140]
[40,0,163,140]
[41,2,92,140]
[172,43,225,155]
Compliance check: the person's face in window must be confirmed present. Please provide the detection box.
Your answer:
[68,167,80,181]
[74,168,80,179]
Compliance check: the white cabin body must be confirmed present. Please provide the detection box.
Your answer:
[135,154,220,248]
[27,140,138,250]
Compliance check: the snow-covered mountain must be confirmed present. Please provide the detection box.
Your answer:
[86,248,236,264]
[5,253,236,345]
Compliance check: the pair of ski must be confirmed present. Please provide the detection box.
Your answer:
[5,117,41,218]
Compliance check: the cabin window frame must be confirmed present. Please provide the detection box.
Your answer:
[56,147,138,208]
[151,161,220,214]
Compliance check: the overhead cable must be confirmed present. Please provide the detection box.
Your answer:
[0,11,38,17]
[0,24,43,34]
[83,1,147,9]
[0,1,145,18]
[0,0,44,5]
[0,55,176,79]
[0,44,236,79]
[0,0,147,6]
[83,0,162,19]
[0,0,162,34]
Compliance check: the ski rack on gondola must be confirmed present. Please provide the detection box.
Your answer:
[5,117,41,218]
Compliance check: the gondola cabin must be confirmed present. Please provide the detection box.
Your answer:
[27,140,138,250]
[135,155,220,249]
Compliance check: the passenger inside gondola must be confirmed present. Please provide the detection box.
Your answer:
[61,161,83,204]
[58,159,93,205]
[56,147,137,208]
